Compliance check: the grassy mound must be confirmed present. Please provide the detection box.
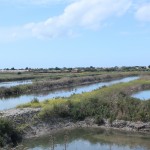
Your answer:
[18,77,150,122]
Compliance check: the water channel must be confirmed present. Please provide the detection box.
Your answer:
[0,76,139,110]
[22,128,150,150]
[132,90,150,100]
[0,80,32,88]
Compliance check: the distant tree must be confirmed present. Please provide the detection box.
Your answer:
[90,66,94,69]
[49,68,53,70]
[5,68,9,70]
[11,67,15,70]
[55,67,61,70]
[68,68,73,71]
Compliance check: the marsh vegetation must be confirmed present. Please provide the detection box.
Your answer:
[0,72,138,98]
[18,76,150,122]
[0,70,150,148]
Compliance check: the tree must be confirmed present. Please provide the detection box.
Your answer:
[11,67,15,70]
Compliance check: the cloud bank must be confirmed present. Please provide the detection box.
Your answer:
[135,3,150,22]
[0,0,132,41]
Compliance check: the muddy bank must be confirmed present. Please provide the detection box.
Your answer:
[0,73,138,98]
[0,108,150,140]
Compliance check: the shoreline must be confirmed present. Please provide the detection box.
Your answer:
[1,108,150,140]
[0,74,150,147]
[0,73,138,98]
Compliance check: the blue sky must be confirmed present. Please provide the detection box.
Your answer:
[0,0,150,69]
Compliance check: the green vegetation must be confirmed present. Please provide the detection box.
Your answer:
[0,67,148,82]
[1,71,150,148]
[0,72,138,98]
[0,70,104,82]
[1,65,150,73]
[0,118,22,147]
[18,77,150,122]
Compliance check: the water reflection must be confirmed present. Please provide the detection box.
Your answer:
[0,80,32,88]
[132,90,150,100]
[22,128,150,150]
[0,76,139,110]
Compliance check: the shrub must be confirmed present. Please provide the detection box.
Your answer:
[17,72,22,75]
[94,115,105,125]
[53,103,70,118]
[0,118,22,147]
[31,98,39,103]
[39,105,55,120]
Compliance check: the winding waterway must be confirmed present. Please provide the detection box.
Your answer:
[0,76,139,110]
[22,128,150,150]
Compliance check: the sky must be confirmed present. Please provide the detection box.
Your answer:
[0,0,150,69]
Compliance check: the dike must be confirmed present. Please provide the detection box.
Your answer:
[0,108,150,140]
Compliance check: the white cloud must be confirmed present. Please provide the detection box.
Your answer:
[0,0,132,41]
[26,0,132,39]
[135,3,150,22]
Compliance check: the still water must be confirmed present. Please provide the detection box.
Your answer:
[22,128,150,150]
[0,80,32,88]
[132,90,150,100]
[0,76,139,110]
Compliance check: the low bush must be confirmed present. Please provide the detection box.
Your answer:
[31,97,39,103]
[0,118,22,147]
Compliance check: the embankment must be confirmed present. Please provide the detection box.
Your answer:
[0,108,150,140]
[0,72,138,98]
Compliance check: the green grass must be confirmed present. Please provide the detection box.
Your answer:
[0,71,109,82]
[18,76,150,122]
[0,71,141,82]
